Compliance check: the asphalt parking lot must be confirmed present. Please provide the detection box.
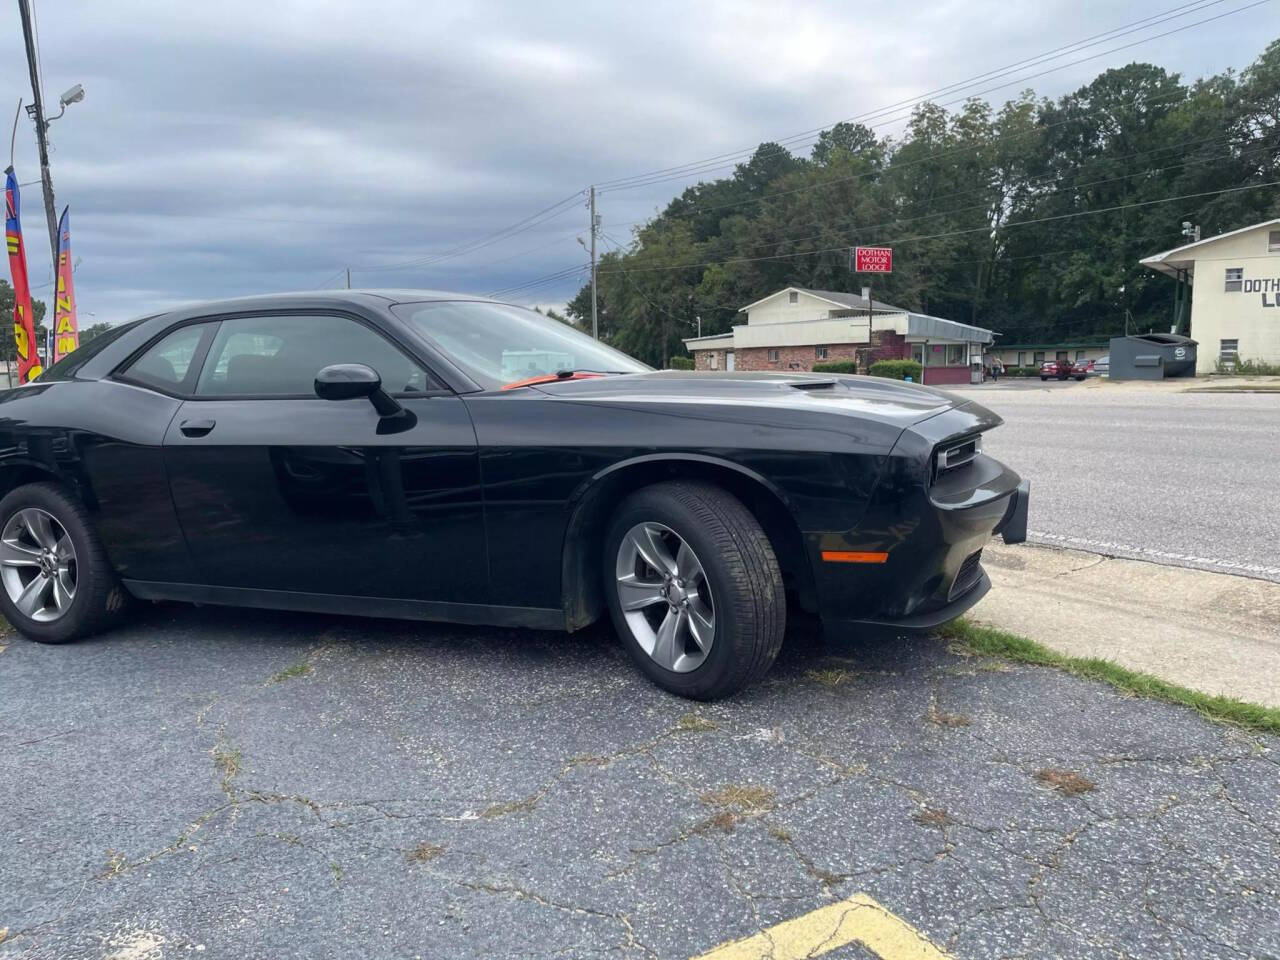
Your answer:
[966,382,1280,581]
[3,604,1278,959]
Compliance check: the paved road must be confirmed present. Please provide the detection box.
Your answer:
[961,381,1280,581]
[3,606,1278,959]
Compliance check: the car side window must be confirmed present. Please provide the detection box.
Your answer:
[119,322,216,394]
[194,314,436,397]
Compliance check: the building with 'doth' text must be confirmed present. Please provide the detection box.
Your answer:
[682,287,995,386]
[1140,218,1280,373]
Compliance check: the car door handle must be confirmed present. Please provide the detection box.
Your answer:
[179,419,216,438]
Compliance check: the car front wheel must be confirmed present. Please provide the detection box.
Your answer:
[0,482,128,643]
[603,481,785,699]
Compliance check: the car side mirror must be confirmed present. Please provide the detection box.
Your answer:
[314,363,403,418]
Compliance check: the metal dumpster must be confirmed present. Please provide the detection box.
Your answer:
[1107,334,1198,380]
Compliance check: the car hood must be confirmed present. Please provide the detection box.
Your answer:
[531,370,975,429]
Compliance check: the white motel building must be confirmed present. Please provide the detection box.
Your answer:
[1140,218,1280,374]
[682,287,994,386]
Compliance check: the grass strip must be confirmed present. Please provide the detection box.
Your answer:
[939,619,1280,736]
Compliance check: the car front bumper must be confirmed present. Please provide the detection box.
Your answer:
[811,412,1030,632]
[831,569,992,633]
[996,478,1030,545]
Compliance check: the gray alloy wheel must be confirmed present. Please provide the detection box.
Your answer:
[614,521,715,673]
[0,507,78,623]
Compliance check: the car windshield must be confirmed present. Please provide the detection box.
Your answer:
[392,300,650,389]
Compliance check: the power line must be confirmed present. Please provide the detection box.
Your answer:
[600,138,1275,277]
[340,224,587,290]
[595,0,1253,192]
[355,191,585,274]
[310,0,1264,292]
[313,269,347,290]
[439,95,1193,288]
[600,232,702,324]
[307,0,1253,288]
[487,263,588,299]
[305,1,1259,291]
[489,268,586,300]
[593,0,1232,190]
[447,225,584,273]
[641,136,1277,264]
[610,125,1262,238]
[597,180,1280,276]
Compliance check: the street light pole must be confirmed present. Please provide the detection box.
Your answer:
[16,0,60,270]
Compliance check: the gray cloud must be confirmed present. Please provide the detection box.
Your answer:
[0,0,1256,324]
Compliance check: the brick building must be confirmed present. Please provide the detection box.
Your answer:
[682,287,994,386]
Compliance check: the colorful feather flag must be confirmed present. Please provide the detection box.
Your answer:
[4,166,41,383]
[53,206,79,363]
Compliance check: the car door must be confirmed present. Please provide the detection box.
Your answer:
[162,311,487,605]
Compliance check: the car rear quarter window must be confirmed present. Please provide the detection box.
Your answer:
[194,314,435,397]
[35,318,145,382]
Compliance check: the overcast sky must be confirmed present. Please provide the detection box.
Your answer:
[0,0,1266,325]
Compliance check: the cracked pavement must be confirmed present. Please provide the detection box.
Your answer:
[1,604,1277,959]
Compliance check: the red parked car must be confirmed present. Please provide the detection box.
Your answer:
[1039,359,1073,381]
[1071,359,1093,379]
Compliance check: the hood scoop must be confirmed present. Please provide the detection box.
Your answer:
[785,378,838,390]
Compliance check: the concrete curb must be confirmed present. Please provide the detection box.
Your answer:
[971,541,1280,709]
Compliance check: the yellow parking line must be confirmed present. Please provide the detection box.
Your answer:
[691,893,951,960]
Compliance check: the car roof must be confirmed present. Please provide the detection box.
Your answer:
[152,289,499,320]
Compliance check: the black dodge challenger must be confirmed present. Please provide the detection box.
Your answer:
[0,291,1027,698]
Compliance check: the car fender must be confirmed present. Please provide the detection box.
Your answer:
[0,455,70,497]
[568,451,797,513]
[559,452,808,632]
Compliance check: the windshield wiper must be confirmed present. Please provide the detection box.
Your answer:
[501,369,628,391]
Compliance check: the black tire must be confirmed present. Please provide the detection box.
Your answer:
[603,480,785,699]
[0,482,129,644]
[1040,376,1047,381]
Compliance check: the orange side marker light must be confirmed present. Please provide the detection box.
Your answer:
[821,551,889,564]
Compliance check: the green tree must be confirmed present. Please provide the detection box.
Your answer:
[80,321,114,341]
[567,38,1280,352]
[811,122,883,167]
[0,278,49,362]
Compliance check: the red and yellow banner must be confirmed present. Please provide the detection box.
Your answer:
[53,206,79,363]
[4,166,41,383]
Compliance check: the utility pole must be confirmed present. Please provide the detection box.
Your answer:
[589,185,598,340]
[17,0,59,269]
[345,267,351,289]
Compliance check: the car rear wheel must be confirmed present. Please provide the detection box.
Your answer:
[0,482,129,644]
[1040,376,1047,381]
[603,481,785,699]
